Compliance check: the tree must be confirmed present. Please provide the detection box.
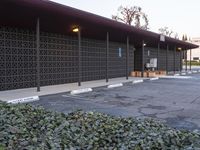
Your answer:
[112,5,149,30]
[184,34,188,41]
[182,34,188,41]
[182,35,185,41]
[158,27,173,37]
[158,27,180,39]
[174,33,179,39]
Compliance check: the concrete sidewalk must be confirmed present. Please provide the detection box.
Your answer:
[0,77,147,102]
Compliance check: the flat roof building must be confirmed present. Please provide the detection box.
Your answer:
[0,0,199,91]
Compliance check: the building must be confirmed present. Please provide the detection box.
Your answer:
[0,0,198,91]
[187,37,200,61]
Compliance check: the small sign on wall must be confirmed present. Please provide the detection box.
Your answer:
[147,50,150,56]
[118,47,122,57]
[160,35,165,42]
[150,58,157,68]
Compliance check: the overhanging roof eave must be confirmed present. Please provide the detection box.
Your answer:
[0,0,199,49]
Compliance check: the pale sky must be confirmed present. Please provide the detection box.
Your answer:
[51,0,200,38]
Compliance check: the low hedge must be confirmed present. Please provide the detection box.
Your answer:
[183,61,200,66]
[0,101,200,149]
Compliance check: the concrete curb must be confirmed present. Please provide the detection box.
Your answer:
[159,76,191,79]
[149,77,159,81]
[192,71,197,73]
[107,83,123,88]
[71,88,93,95]
[132,80,144,84]
[7,96,40,104]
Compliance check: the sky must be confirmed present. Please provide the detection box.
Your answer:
[51,0,200,38]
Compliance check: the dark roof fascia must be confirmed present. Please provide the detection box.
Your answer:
[2,0,199,49]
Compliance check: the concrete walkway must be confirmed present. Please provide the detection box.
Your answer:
[0,77,147,102]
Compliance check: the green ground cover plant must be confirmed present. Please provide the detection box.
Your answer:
[0,101,200,149]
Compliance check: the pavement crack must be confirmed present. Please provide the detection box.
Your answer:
[191,95,200,104]
[138,106,184,118]
[156,108,184,115]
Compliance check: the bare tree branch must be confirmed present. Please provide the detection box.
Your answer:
[112,5,149,30]
[158,27,177,38]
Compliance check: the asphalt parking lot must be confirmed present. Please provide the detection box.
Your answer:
[31,73,200,131]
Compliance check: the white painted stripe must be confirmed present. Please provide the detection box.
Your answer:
[192,71,197,73]
[198,70,200,73]
[7,96,39,104]
[174,74,180,76]
[150,77,159,81]
[188,71,192,74]
[181,73,186,75]
[132,80,144,84]
[71,88,92,95]
[107,83,123,88]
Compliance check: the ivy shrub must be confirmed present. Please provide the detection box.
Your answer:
[0,101,200,149]
[0,144,5,150]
